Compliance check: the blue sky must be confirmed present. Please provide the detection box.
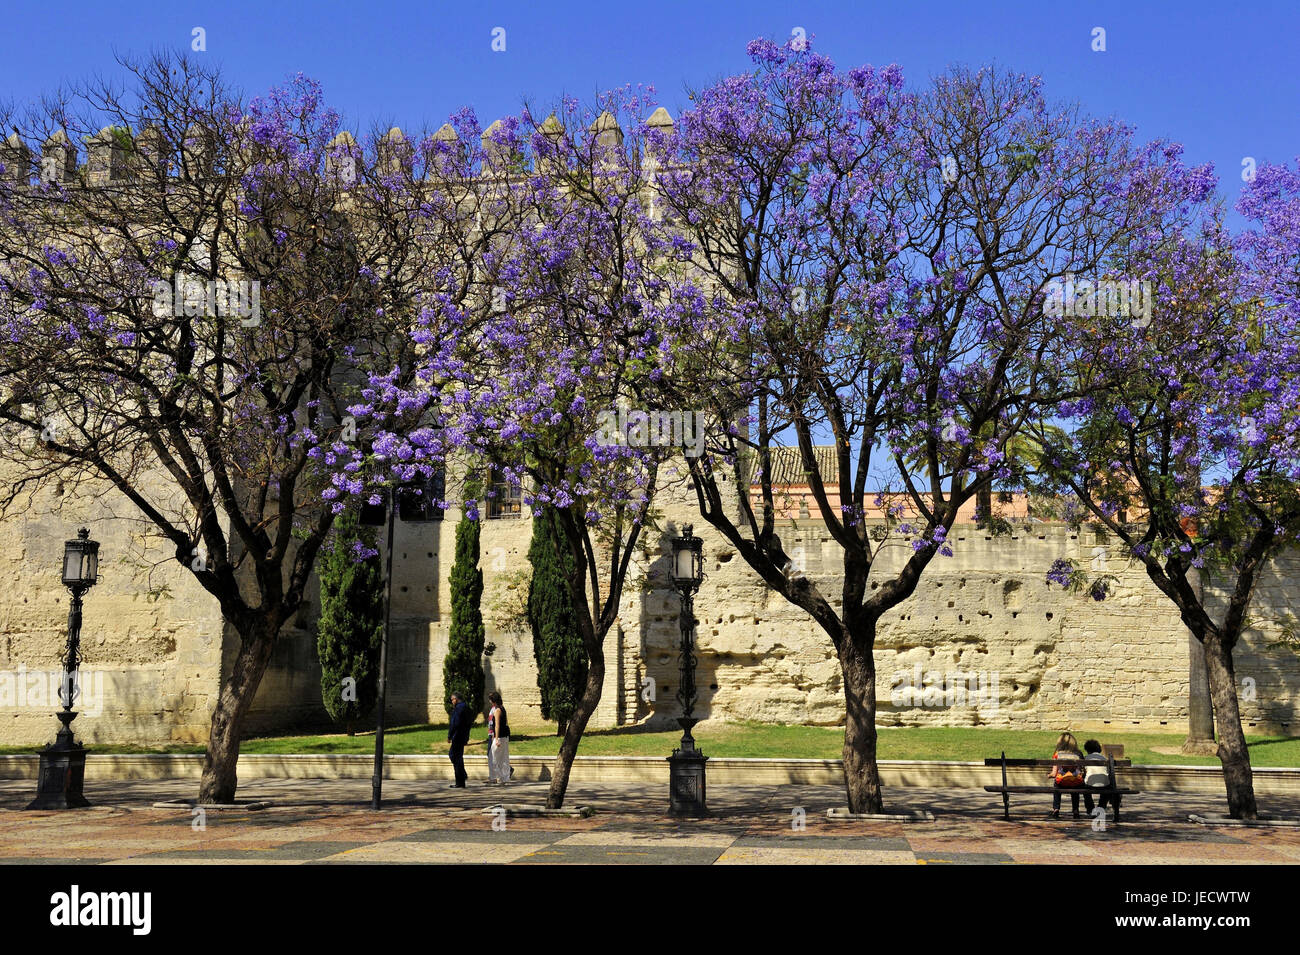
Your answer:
[1,0,1296,228]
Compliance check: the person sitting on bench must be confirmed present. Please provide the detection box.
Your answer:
[1049,731,1085,819]
[1081,738,1120,818]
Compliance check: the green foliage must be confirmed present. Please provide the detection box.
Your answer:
[999,137,1048,177]
[1266,613,1300,655]
[484,566,531,631]
[981,511,1015,537]
[902,417,1066,531]
[315,507,384,732]
[527,510,588,731]
[109,126,135,154]
[443,515,486,716]
[80,125,135,154]
[114,554,174,603]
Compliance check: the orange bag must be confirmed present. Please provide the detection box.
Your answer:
[1054,752,1084,787]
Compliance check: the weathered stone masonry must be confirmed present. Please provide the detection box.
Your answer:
[0,471,1297,746]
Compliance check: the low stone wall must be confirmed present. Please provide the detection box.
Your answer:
[4,753,1298,796]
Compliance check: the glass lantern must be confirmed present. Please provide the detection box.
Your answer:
[61,528,99,589]
[670,525,704,590]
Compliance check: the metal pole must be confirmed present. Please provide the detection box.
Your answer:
[62,588,83,712]
[371,495,396,810]
[676,587,698,752]
[667,576,707,815]
[28,584,90,809]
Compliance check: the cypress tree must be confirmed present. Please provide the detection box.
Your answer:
[315,506,385,735]
[527,509,587,736]
[443,514,486,717]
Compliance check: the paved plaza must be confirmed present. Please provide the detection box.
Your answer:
[1,778,1298,865]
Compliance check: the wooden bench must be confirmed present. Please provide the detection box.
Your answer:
[983,751,1140,821]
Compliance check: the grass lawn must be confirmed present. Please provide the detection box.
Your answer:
[7,723,1296,766]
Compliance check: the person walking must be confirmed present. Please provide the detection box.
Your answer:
[485,699,497,781]
[447,691,472,788]
[487,690,512,785]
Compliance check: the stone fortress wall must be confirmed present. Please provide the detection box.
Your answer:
[0,476,225,746]
[1,462,1297,747]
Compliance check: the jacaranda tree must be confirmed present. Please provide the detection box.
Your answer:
[655,39,1222,813]
[0,55,461,802]
[348,90,726,808]
[1033,161,1300,819]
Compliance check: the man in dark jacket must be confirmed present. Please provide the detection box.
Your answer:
[447,692,472,788]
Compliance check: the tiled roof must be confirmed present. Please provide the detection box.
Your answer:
[754,446,840,486]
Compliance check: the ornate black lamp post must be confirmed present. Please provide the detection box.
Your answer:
[360,471,444,810]
[667,524,707,815]
[28,527,99,810]
[360,488,398,811]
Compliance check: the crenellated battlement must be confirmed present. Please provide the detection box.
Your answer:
[0,108,677,190]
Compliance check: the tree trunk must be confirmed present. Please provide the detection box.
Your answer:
[198,621,279,804]
[556,719,567,737]
[1184,634,1217,753]
[546,650,603,809]
[976,485,993,529]
[1201,629,1258,819]
[1183,567,1217,753]
[838,631,883,814]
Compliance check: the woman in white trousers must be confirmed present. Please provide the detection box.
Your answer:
[487,690,512,784]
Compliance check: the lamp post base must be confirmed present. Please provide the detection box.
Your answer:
[668,751,708,816]
[668,721,708,816]
[27,713,90,810]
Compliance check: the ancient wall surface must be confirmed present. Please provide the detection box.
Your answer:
[240,512,544,734]
[606,512,1300,736]
[610,520,1186,733]
[1207,551,1300,734]
[2,468,1297,746]
[0,473,225,746]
